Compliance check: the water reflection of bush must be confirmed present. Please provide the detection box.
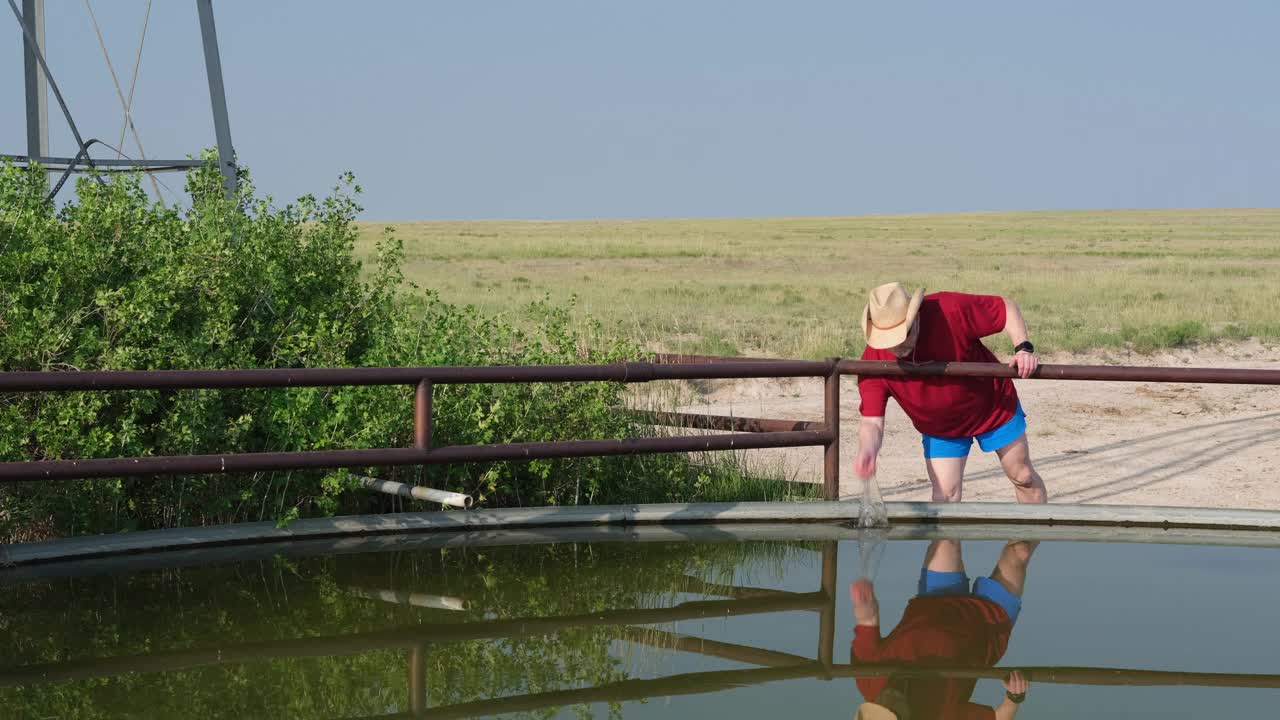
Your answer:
[6,536,1280,719]
[0,539,820,719]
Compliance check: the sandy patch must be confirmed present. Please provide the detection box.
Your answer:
[669,340,1280,510]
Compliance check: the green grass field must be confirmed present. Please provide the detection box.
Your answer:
[355,209,1280,359]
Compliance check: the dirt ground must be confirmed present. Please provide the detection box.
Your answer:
[672,341,1280,510]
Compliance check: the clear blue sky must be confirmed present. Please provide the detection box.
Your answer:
[4,0,1278,219]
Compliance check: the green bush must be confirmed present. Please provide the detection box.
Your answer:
[0,160,799,540]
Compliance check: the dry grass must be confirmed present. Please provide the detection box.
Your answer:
[356,208,1280,358]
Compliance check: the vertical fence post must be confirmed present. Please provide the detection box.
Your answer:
[414,380,433,451]
[818,539,837,672]
[823,362,840,501]
[414,380,433,493]
[408,643,426,714]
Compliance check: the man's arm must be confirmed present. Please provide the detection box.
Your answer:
[993,698,1020,720]
[1002,297,1038,379]
[850,579,885,675]
[1002,297,1030,346]
[854,416,885,479]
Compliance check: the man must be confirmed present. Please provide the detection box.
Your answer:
[853,282,1047,504]
[851,539,1037,720]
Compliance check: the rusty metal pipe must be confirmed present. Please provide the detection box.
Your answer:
[838,359,1280,384]
[408,644,426,715]
[0,360,835,392]
[0,447,425,482]
[822,366,840,501]
[818,540,838,669]
[355,662,1280,720]
[0,430,832,483]
[839,663,1280,688]
[655,354,1280,385]
[414,380,432,450]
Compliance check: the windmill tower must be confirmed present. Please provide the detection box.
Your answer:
[5,0,238,198]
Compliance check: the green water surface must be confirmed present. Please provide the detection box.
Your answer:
[2,525,1278,719]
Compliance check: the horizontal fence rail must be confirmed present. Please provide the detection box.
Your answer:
[0,360,835,392]
[656,352,1280,384]
[13,357,1278,393]
[358,663,1280,720]
[837,359,1280,384]
[0,431,832,482]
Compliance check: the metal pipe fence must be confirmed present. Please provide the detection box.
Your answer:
[0,358,846,497]
[3,355,1280,500]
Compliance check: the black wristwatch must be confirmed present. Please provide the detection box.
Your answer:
[1006,691,1026,704]
[1013,340,1035,354]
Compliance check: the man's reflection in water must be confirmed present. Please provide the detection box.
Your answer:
[850,540,1037,720]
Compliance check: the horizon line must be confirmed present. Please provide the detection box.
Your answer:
[357,206,1280,224]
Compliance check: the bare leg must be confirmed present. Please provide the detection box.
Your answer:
[926,455,968,502]
[995,434,1047,504]
[923,539,965,574]
[989,540,1040,598]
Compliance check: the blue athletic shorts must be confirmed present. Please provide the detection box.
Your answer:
[918,568,1022,624]
[921,404,1027,459]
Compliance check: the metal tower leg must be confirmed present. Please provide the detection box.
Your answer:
[195,0,237,197]
[21,0,49,188]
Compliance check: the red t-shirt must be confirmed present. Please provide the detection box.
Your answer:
[858,292,1018,437]
[852,595,1012,720]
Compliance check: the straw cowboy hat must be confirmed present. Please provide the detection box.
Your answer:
[862,282,925,350]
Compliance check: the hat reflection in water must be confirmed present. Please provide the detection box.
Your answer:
[854,687,910,720]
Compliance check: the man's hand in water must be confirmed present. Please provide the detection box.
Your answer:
[850,578,880,626]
